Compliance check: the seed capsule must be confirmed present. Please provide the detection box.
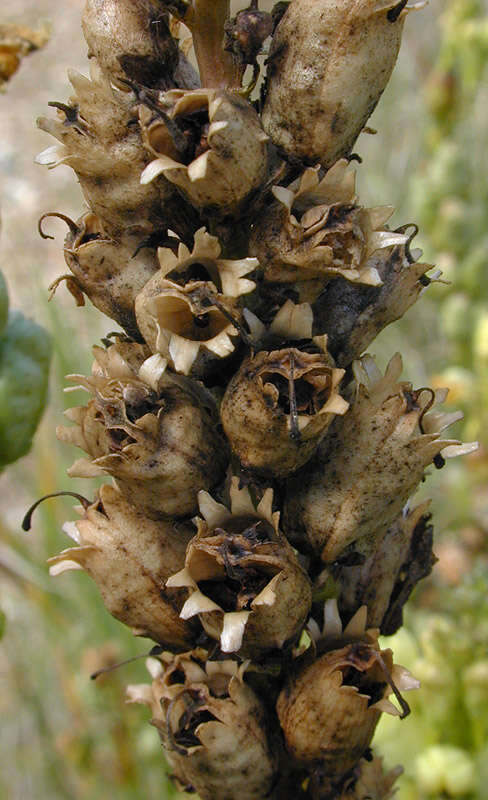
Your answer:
[42,211,160,339]
[284,353,477,562]
[262,0,424,166]
[140,88,269,214]
[221,344,348,478]
[167,478,312,658]
[48,485,197,650]
[312,228,436,367]
[57,343,228,518]
[127,652,279,800]
[277,600,418,776]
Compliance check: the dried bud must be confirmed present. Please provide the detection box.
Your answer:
[57,344,228,518]
[277,600,418,776]
[36,64,170,237]
[251,161,407,302]
[127,653,279,800]
[262,0,424,166]
[312,229,437,367]
[140,88,269,214]
[48,484,197,649]
[167,479,312,658]
[42,211,159,339]
[329,501,436,633]
[284,353,477,562]
[82,0,180,88]
[221,341,348,478]
[135,228,254,375]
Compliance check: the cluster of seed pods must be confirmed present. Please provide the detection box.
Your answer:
[28,1,478,798]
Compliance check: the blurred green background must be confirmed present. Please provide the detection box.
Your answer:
[0,1,487,798]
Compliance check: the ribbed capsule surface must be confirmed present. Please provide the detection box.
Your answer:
[262,0,417,166]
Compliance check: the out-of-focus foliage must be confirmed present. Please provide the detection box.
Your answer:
[410,0,488,446]
[0,268,52,469]
[376,566,488,800]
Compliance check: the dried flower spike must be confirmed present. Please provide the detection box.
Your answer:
[127,652,279,800]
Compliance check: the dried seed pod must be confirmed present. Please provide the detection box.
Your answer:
[48,484,197,650]
[36,63,171,237]
[127,653,279,800]
[326,501,436,632]
[262,0,424,166]
[277,600,419,776]
[284,353,478,562]
[43,211,160,339]
[312,230,437,367]
[250,161,407,302]
[57,344,228,518]
[135,230,252,375]
[140,88,269,214]
[167,478,312,658]
[82,0,183,89]
[221,342,348,478]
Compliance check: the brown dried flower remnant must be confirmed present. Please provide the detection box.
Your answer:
[262,0,425,167]
[251,160,408,302]
[36,63,169,238]
[167,478,312,658]
[140,87,269,214]
[57,343,228,518]
[221,342,348,478]
[127,653,279,800]
[277,600,419,779]
[0,22,49,90]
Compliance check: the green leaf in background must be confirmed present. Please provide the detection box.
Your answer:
[0,608,5,640]
[0,308,52,469]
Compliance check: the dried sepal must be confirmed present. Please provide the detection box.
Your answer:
[277,600,419,776]
[284,353,477,562]
[221,345,348,477]
[251,161,407,301]
[312,231,438,366]
[57,344,228,518]
[36,63,171,236]
[140,88,269,214]
[262,0,424,166]
[167,478,312,658]
[127,652,279,800]
[48,484,197,649]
